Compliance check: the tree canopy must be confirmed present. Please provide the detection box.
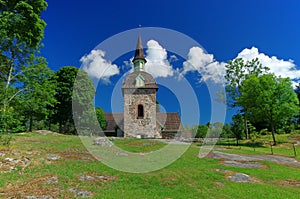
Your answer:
[0,0,48,133]
[238,74,299,145]
[225,58,269,139]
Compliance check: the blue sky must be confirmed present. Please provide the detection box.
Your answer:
[41,0,300,125]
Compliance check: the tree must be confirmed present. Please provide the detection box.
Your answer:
[95,107,107,131]
[52,66,78,134]
[72,69,95,135]
[231,114,245,146]
[295,84,300,125]
[53,67,95,134]
[225,58,269,139]
[208,122,224,138]
[0,0,47,132]
[222,123,232,138]
[196,124,208,138]
[18,55,57,132]
[238,74,299,145]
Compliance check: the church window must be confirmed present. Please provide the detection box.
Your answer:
[137,104,144,119]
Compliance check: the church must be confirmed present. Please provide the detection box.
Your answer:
[104,35,183,138]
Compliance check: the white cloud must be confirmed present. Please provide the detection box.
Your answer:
[169,55,178,63]
[182,47,226,84]
[237,47,300,86]
[145,40,174,78]
[80,49,119,83]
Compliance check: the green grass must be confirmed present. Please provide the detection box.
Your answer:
[113,138,166,153]
[0,133,299,198]
[216,134,300,160]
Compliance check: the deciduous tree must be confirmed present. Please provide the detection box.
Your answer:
[238,74,299,145]
[18,55,56,132]
[225,58,269,139]
[0,0,47,132]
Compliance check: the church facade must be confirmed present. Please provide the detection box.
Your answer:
[104,35,183,138]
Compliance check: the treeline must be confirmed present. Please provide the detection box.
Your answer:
[0,0,106,135]
[189,58,300,145]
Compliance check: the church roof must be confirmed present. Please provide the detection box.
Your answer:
[122,71,158,89]
[104,113,124,132]
[104,112,182,133]
[132,34,147,63]
[157,113,183,131]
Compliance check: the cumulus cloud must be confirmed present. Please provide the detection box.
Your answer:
[237,47,300,87]
[145,40,174,78]
[182,47,226,84]
[80,49,119,83]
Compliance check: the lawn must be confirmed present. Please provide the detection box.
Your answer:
[0,132,299,198]
[215,134,300,160]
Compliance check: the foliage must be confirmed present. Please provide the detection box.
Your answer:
[72,69,95,135]
[53,67,95,134]
[195,124,208,138]
[18,55,57,132]
[225,58,269,107]
[0,0,47,133]
[52,66,78,134]
[238,74,299,145]
[221,123,232,138]
[95,107,107,131]
[225,58,269,139]
[294,83,300,124]
[231,114,245,146]
[0,134,13,147]
[207,122,223,138]
[0,0,47,49]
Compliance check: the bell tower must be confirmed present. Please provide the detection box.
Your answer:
[122,35,160,138]
[132,34,147,72]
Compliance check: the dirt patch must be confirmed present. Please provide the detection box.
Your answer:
[1,175,62,198]
[214,181,225,188]
[0,156,31,173]
[58,148,96,161]
[277,180,300,187]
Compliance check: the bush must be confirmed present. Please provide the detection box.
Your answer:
[260,128,270,135]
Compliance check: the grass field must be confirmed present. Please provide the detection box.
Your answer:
[0,132,299,198]
[215,134,300,160]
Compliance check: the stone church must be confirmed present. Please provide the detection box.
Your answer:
[104,35,183,138]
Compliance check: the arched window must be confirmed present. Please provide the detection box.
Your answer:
[137,104,144,119]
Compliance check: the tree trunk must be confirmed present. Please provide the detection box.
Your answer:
[271,122,277,146]
[244,113,249,139]
[2,51,15,133]
[236,137,239,146]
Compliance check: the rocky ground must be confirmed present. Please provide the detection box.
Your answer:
[204,149,300,185]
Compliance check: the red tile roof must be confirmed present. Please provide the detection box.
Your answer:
[104,113,123,132]
[104,112,182,133]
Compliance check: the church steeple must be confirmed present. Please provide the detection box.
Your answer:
[132,34,147,72]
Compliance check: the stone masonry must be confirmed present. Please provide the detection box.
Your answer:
[123,88,161,138]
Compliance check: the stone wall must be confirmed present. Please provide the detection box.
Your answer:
[124,89,161,138]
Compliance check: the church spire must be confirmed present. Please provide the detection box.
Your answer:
[132,34,147,72]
